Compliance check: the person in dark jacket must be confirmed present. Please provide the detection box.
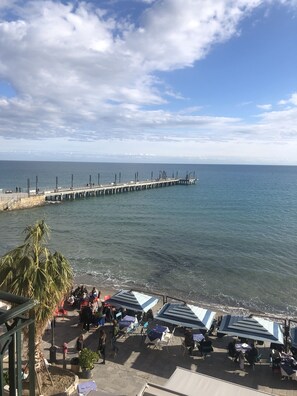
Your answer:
[76,334,84,353]
[98,328,107,364]
[81,304,93,332]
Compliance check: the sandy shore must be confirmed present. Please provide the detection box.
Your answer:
[73,273,286,322]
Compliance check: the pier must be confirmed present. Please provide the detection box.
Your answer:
[0,175,197,211]
[44,177,196,202]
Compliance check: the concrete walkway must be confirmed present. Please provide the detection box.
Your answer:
[42,308,297,396]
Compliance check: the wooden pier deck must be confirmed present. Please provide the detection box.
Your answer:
[44,177,196,201]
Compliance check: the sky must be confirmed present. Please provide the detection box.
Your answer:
[0,0,297,164]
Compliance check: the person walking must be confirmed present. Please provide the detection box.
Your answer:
[98,328,107,364]
[239,350,245,371]
[111,320,119,356]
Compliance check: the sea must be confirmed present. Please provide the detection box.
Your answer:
[0,161,297,318]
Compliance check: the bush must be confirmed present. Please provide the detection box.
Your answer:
[3,371,9,385]
[79,348,99,370]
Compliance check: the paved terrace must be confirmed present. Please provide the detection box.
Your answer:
[42,308,297,396]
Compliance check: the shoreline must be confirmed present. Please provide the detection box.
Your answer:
[74,272,289,323]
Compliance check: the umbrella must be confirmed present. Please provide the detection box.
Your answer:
[155,302,216,330]
[104,290,158,313]
[218,315,284,344]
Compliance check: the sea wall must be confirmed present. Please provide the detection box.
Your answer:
[0,195,45,211]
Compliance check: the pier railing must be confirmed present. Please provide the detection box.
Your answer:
[44,177,197,202]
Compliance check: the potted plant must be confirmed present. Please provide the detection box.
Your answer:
[79,348,99,379]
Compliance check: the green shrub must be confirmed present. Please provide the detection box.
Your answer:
[3,371,9,385]
[79,348,99,370]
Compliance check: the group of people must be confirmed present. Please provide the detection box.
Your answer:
[184,329,213,357]
[228,339,259,370]
[70,285,129,365]
[68,285,101,308]
[67,285,116,331]
[75,316,121,365]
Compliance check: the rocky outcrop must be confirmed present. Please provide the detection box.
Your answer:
[0,195,45,211]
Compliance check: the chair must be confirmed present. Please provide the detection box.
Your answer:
[255,353,262,365]
[158,333,172,351]
[159,328,175,351]
[199,341,213,358]
[115,312,122,321]
[126,326,136,337]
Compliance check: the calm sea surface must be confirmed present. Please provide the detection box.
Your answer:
[0,161,297,317]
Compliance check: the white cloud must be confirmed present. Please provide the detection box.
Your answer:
[125,0,263,71]
[0,0,296,164]
[257,104,272,110]
[278,92,297,106]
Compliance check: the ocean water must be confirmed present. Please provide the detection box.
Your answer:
[0,161,297,318]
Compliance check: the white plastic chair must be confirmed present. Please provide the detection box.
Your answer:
[158,328,175,351]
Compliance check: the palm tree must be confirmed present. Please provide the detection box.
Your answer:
[0,219,73,348]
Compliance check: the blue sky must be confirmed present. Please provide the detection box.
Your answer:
[0,0,296,164]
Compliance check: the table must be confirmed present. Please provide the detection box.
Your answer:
[235,343,252,354]
[145,325,169,345]
[193,333,205,343]
[193,333,205,350]
[77,381,97,395]
[119,315,138,335]
[119,315,137,329]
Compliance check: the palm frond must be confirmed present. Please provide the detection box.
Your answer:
[0,220,73,339]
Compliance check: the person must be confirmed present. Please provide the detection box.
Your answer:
[111,319,120,356]
[147,309,154,322]
[239,350,245,371]
[246,344,259,367]
[98,328,107,364]
[90,287,99,302]
[67,295,75,306]
[199,335,213,357]
[103,304,113,322]
[184,329,194,355]
[76,334,84,353]
[228,339,239,360]
[81,303,93,332]
[91,287,98,296]
[93,306,105,327]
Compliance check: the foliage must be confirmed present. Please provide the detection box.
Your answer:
[3,371,9,385]
[79,348,99,371]
[0,220,73,339]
